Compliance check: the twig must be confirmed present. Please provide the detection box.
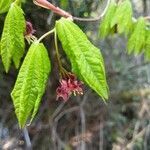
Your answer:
[126,126,147,149]
[144,123,150,150]
[80,107,86,150]
[50,102,65,122]
[33,0,72,18]
[33,0,110,22]
[33,0,150,24]
[23,128,32,150]
[55,132,66,149]
[54,106,79,123]
[125,97,150,150]
[99,123,104,150]
[127,62,150,71]
[81,90,91,106]
[132,121,140,139]
[47,11,54,25]
[73,0,111,22]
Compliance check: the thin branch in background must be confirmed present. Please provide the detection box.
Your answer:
[47,11,54,25]
[144,123,150,150]
[55,132,66,149]
[80,107,86,150]
[143,0,148,16]
[132,98,145,139]
[48,102,66,149]
[50,106,79,149]
[126,125,149,150]
[132,121,141,139]
[99,123,104,150]
[125,97,150,150]
[127,62,150,71]
[23,128,32,150]
[49,102,65,123]
[54,106,79,123]
[74,115,80,150]
[81,90,92,106]
[49,91,91,149]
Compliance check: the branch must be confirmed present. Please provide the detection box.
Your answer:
[73,0,111,22]
[126,125,150,149]
[23,128,32,150]
[33,0,110,22]
[33,0,150,23]
[33,0,72,18]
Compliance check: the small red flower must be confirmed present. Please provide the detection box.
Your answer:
[56,73,83,101]
[25,21,36,36]
[24,21,36,44]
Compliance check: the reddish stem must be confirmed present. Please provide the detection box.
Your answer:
[33,0,72,18]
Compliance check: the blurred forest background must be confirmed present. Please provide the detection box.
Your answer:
[0,0,150,149]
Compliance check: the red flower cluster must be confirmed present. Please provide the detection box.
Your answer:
[25,21,36,36]
[24,21,36,44]
[56,73,83,101]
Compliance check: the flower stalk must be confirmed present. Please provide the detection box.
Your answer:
[54,30,83,101]
[54,28,66,77]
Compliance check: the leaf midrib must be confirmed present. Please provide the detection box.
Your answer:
[18,45,37,124]
[59,20,107,98]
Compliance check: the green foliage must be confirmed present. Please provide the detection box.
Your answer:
[99,0,150,60]
[11,42,51,128]
[99,1,116,38]
[0,41,1,55]
[127,17,146,55]
[144,30,150,60]
[111,0,133,34]
[0,2,25,72]
[99,0,133,37]
[0,0,14,14]
[56,18,108,100]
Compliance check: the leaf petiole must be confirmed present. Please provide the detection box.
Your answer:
[37,28,55,42]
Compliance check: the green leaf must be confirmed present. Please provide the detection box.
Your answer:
[127,17,146,55]
[111,0,133,34]
[0,3,25,72]
[11,42,51,128]
[144,30,150,60]
[56,18,108,100]
[99,1,117,38]
[0,41,1,55]
[0,0,14,14]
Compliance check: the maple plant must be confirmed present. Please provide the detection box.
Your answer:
[0,0,149,129]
